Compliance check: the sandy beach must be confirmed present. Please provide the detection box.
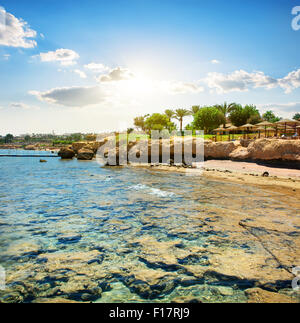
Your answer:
[132,160,300,195]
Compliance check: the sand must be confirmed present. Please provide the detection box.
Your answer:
[131,160,300,195]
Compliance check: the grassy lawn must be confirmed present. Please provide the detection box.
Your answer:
[117,133,260,141]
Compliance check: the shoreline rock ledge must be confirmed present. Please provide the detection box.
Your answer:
[58,138,300,164]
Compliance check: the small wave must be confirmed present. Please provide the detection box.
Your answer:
[130,184,176,198]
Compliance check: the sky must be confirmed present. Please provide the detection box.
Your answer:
[0,0,300,135]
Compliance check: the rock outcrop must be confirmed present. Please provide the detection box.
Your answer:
[60,138,300,164]
[58,147,75,159]
[245,288,298,303]
[71,142,87,154]
[246,139,300,161]
[204,141,238,159]
[24,145,36,151]
[77,148,95,160]
[72,139,108,154]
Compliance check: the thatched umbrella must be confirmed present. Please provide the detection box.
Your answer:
[277,125,295,136]
[275,119,300,136]
[266,127,276,137]
[297,125,300,137]
[256,121,274,138]
[225,125,238,141]
[239,123,257,139]
[213,127,225,142]
[256,127,265,139]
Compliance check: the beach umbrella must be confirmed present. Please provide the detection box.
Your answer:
[225,125,238,141]
[213,127,225,142]
[256,126,266,138]
[265,127,276,137]
[275,119,300,135]
[277,125,295,136]
[256,121,274,138]
[239,124,257,139]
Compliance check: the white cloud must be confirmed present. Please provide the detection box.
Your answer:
[211,59,220,64]
[0,6,37,48]
[279,69,300,93]
[10,102,30,109]
[38,49,79,66]
[162,81,204,94]
[204,68,300,94]
[98,67,134,82]
[29,86,108,107]
[259,102,300,114]
[73,69,87,79]
[9,102,39,110]
[84,62,109,73]
[205,70,278,94]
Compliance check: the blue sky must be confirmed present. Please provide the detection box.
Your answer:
[0,0,300,135]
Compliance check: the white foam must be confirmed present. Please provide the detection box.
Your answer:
[130,184,176,198]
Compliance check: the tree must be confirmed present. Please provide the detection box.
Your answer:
[24,135,31,142]
[174,109,191,133]
[248,114,262,125]
[144,113,170,132]
[215,102,237,128]
[229,105,260,127]
[164,109,175,122]
[134,116,146,132]
[293,113,300,121]
[127,128,134,134]
[193,107,225,134]
[262,111,280,123]
[190,106,200,115]
[4,134,14,143]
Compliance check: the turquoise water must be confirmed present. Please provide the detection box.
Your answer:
[0,150,299,303]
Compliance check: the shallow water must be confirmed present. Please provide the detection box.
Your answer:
[0,150,299,303]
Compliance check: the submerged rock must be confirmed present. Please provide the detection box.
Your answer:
[171,296,202,303]
[245,288,298,303]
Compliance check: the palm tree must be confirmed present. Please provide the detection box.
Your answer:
[190,106,200,115]
[174,109,191,133]
[215,102,237,128]
[164,109,175,122]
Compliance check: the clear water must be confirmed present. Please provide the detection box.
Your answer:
[0,149,299,303]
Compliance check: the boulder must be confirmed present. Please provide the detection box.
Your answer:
[229,146,251,160]
[72,139,108,154]
[204,141,238,159]
[247,139,300,161]
[71,142,88,154]
[58,147,75,159]
[77,148,95,160]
